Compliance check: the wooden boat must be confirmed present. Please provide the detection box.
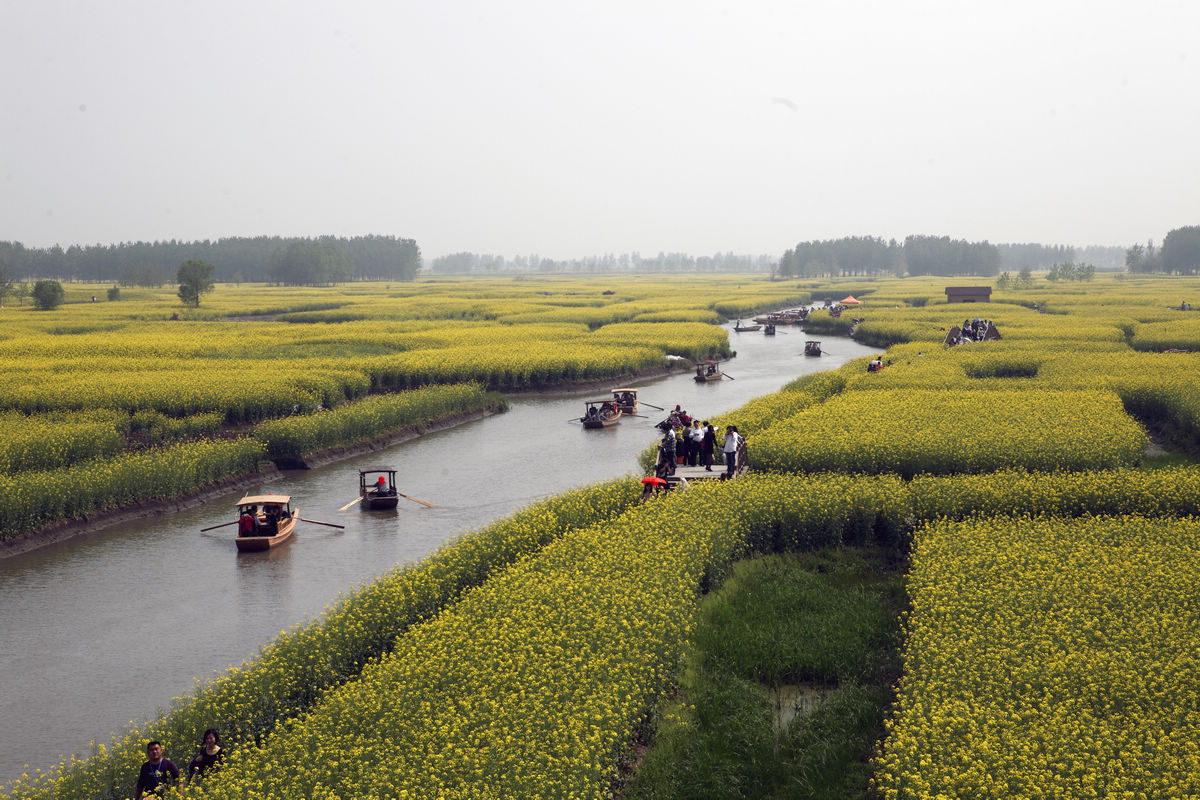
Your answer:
[732,320,762,332]
[694,360,723,381]
[611,387,638,415]
[581,399,621,428]
[235,494,296,552]
[359,468,400,510]
[764,323,776,335]
[804,340,822,356]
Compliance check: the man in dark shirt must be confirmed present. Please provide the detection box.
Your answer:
[135,741,179,799]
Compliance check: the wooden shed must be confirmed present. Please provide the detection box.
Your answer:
[945,286,992,303]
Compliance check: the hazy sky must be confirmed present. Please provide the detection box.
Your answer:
[3,1,1197,260]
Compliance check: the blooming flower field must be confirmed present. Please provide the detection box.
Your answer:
[874,515,1200,799]
[10,273,1200,798]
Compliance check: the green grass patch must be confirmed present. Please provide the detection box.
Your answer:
[626,547,903,799]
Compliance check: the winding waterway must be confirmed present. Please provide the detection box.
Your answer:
[0,325,875,782]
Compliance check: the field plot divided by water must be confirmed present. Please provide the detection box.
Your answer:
[0,276,872,784]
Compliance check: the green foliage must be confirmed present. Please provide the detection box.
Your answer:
[0,261,15,305]
[1159,226,1200,275]
[1045,262,1096,282]
[628,549,902,800]
[268,239,349,286]
[904,234,1000,277]
[31,279,65,310]
[105,285,120,301]
[176,259,216,306]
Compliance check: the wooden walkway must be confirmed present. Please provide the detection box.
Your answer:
[664,442,750,485]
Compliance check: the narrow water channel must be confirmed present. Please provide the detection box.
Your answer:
[0,326,876,782]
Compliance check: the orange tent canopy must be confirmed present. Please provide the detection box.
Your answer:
[840,295,861,305]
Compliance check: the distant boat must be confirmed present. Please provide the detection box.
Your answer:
[804,340,822,356]
[694,360,724,382]
[732,320,762,332]
[764,323,776,336]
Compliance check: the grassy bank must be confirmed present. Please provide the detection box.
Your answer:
[626,547,903,799]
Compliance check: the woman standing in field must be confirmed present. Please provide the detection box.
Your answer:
[187,728,223,784]
[701,422,716,471]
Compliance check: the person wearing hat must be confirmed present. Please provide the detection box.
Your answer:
[722,425,741,477]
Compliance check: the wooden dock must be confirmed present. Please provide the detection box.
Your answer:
[665,458,749,485]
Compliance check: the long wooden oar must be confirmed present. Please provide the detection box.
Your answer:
[301,517,345,529]
[200,520,238,532]
[722,373,736,380]
[640,401,666,411]
[338,496,364,512]
[398,492,436,509]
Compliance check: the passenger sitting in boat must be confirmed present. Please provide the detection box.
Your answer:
[237,507,257,537]
[374,476,389,494]
[264,505,283,534]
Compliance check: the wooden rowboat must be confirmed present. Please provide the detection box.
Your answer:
[359,468,400,510]
[694,360,723,382]
[581,400,621,428]
[235,494,296,552]
[611,387,638,415]
[732,321,762,332]
[804,340,822,356]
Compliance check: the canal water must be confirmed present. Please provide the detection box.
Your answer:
[0,325,875,782]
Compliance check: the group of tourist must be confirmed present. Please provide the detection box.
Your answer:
[963,318,995,341]
[134,730,222,798]
[654,405,744,480]
[237,503,289,537]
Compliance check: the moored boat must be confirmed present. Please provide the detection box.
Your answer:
[359,468,400,510]
[235,494,296,552]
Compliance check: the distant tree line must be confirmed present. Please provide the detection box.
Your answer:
[429,251,774,274]
[778,235,1000,278]
[0,235,421,286]
[996,243,1124,271]
[1126,226,1200,275]
[778,235,1130,278]
[777,236,903,278]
